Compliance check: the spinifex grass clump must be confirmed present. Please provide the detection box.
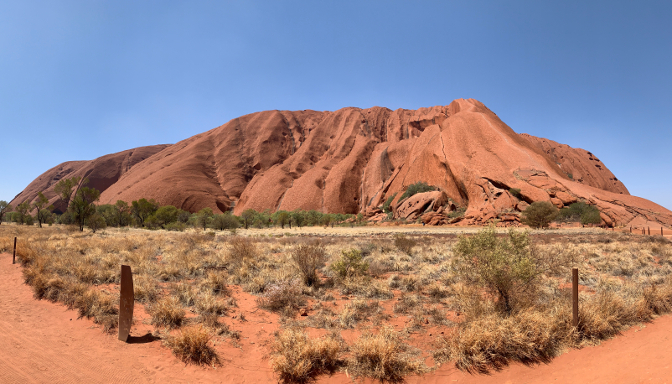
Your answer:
[348,325,427,383]
[270,328,343,384]
[291,241,326,287]
[165,325,219,366]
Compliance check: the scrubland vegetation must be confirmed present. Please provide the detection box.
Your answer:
[1,223,672,383]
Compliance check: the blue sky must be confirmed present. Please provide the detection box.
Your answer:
[1,1,671,210]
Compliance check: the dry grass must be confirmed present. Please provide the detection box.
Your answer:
[434,309,570,373]
[3,224,672,378]
[164,325,219,366]
[270,328,343,384]
[149,296,186,329]
[348,325,427,383]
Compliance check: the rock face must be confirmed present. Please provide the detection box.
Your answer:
[9,145,169,213]
[11,99,672,228]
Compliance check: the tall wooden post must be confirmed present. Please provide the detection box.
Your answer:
[12,237,17,264]
[118,265,134,342]
[572,268,579,328]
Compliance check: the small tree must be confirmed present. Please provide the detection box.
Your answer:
[241,209,257,230]
[114,200,131,226]
[86,212,107,233]
[272,210,290,229]
[453,227,538,314]
[290,210,305,228]
[32,192,54,228]
[53,176,85,211]
[211,212,239,230]
[131,198,158,227]
[70,187,100,231]
[155,205,179,228]
[521,201,558,229]
[196,207,214,229]
[0,201,12,225]
[16,201,31,225]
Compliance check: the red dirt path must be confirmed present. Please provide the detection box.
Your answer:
[1,252,671,383]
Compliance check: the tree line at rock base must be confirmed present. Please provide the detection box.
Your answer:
[0,178,603,231]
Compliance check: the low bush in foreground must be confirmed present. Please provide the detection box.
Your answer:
[348,325,427,383]
[150,296,186,329]
[165,325,219,366]
[271,328,343,384]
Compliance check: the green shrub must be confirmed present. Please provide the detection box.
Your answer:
[509,188,522,199]
[399,182,436,202]
[453,227,540,314]
[521,201,558,228]
[556,202,601,225]
[382,193,398,214]
[394,235,417,255]
[330,249,368,279]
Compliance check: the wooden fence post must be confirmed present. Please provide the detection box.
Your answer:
[573,268,579,328]
[629,226,632,234]
[12,237,17,264]
[662,227,664,236]
[118,265,134,342]
[648,227,651,236]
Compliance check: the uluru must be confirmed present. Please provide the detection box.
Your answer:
[10,98,672,228]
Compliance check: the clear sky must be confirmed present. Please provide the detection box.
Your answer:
[1,1,671,210]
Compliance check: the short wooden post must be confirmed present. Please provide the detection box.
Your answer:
[118,265,134,342]
[662,227,665,236]
[629,226,632,234]
[572,268,579,328]
[642,228,645,235]
[648,227,651,236]
[12,237,17,264]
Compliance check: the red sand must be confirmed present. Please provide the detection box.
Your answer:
[2,251,671,383]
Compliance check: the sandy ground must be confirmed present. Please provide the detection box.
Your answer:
[1,250,671,383]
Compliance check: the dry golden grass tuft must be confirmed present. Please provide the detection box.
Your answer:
[270,328,343,384]
[149,296,186,329]
[348,325,428,383]
[165,325,219,366]
[434,309,569,374]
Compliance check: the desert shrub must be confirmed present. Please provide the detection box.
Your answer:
[195,292,229,315]
[164,222,187,232]
[577,289,646,342]
[199,271,230,295]
[556,202,601,225]
[150,296,186,328]
[521,201,558,228]
[271,328,343,384]
[393,235,416,255]
[257,281,306,317]
[228,236,258,265]
[448,207,467,219]
[173,282,198,306]
[134,275,159,303]
[165,325,219,366]
[339,299,383,328]
[292,242,326,286]
[434,309,568,373]
[509,188,522,199]
[211,213,240,231]
[74,289,119,332]
[340,276,393,299]
[393,294,421,314]
[348,325,427,383]
[399,181,436,202]
[453,227,542,314]
[382,193,398,214]
[330,249,368,279]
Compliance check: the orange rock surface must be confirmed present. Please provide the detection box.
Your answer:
[10,145,169,214]
[11,99,672,228]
